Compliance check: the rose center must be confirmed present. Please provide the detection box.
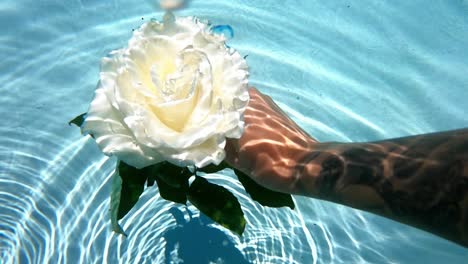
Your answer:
[149,47,212,132]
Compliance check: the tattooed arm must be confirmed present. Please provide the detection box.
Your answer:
[298,129,468,247]
[225,87,468,247]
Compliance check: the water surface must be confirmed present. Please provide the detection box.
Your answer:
[1,0,468,263]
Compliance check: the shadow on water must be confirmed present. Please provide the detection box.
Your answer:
[162,207,249,264]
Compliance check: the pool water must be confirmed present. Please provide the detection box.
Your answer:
[1,0,468,263]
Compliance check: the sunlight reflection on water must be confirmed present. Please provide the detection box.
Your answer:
[1,0,468,263]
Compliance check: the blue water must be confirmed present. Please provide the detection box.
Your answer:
[1,0,468,263]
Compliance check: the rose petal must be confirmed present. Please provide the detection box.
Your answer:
[83,85,162,168]
[85,15,249,168]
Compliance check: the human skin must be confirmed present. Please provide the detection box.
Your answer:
[225,87,468,247]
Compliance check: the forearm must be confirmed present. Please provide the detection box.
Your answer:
[297,128,468,247]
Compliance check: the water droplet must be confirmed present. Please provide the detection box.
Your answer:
[163,11,175,24]
[211,25,234,39]
[160,0,184,10]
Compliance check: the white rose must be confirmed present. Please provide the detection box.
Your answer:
[82,13,249,169]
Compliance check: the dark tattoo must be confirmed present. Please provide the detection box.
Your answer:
[311,129,468,247]
[315,155,344,198]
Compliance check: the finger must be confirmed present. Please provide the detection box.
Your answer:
[224,138,240,166]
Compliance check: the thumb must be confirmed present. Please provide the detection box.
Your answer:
[224,138,240,168]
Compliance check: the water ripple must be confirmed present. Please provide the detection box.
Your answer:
[1,0,468,263]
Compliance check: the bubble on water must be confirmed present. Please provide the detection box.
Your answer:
[211,25,234,39]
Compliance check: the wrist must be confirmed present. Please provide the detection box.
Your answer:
[299,142,390,212]
[295,142,344,198]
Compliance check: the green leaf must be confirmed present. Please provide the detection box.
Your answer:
[146,176,155,187]
[152,161,192,188]
[156,178,188,205]
[110,161,153,236]
[109,161,193,236]
[154,175,189,204]
[197,161,229,174]
[150,162,191,204]
[117,162,149,220]
[110,170,127,236]
[188,176,246,235]
[68,113,86,127]
[234,169,295,209]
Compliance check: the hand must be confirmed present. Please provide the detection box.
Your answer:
[228,89,468,247]
[225,87,318,194]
